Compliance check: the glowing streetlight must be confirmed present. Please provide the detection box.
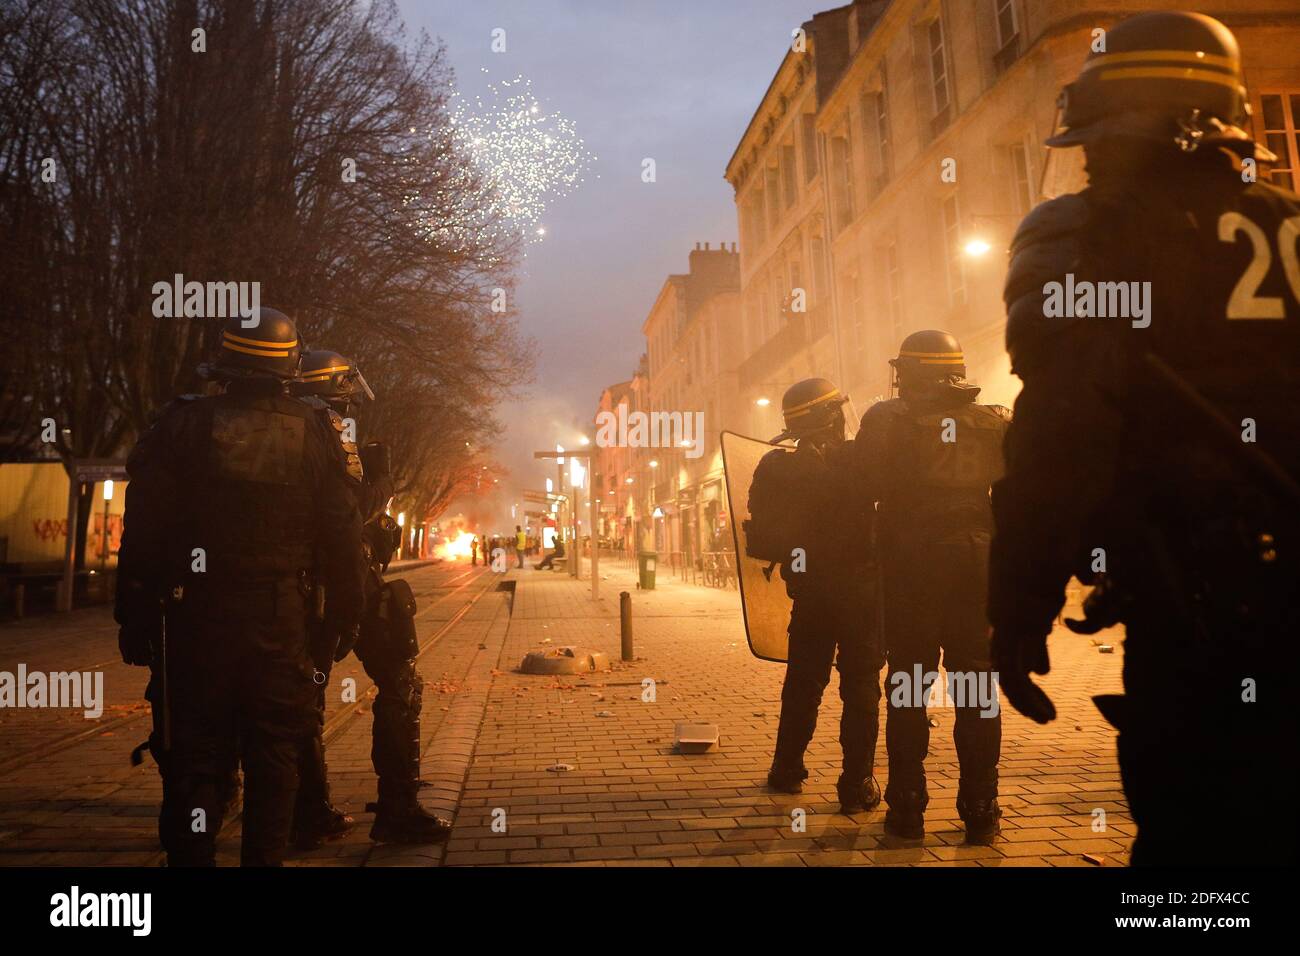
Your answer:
[100,480,115,572]
[964,238,992,258]
[649,459,659,469]
[755,397,771,407]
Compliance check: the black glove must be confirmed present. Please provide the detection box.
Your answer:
[991,624,1056,724]
[333,623,361,662]
[1064,575,1127,635]
[118,623,156,667]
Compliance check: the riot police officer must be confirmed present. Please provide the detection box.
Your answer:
[115,309,365,866]
[749,378,882,814]
[292,349,452,844]
[991,11,1300,865]
[852,332,1010,843]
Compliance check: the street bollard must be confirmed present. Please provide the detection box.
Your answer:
[620,590,633,661]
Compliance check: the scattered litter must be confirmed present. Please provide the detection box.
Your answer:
[596,710,614,718]
[520,647,609,675]
[546,763,575,773]
[1082,854,1105,866]
[675,722,720,754]
[752,712,766,718]
[927,716,940,727]
[1075,724,1083,731]
[1098,645,1115,654]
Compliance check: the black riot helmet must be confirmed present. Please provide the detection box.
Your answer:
[890,329,980,403]
[204,308,302,382]
[291,349,375,413]
[1046,11,1273,161]
[774,377,848,444]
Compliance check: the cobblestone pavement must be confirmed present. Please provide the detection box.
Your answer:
[0,560,502,866]
[0,556,1130,867]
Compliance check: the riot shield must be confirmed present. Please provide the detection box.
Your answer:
[721,430,794,663]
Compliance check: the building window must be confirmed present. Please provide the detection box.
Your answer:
[995,0,1018,45]
[744,189,766,252]
[850,270,866,378]
[1009,140,1034,216]
[781,143,798,209]
[831,130,855,232]
[876,68,893,186]
[801,114,819,182]
[942,193,964,306]
[993,0,1020,74]
[1261,92,1300,192]
[885,241,903,342]
[810,236,828,304]
[765,166,782,233]
[928,17,951,130]
[771,273,785,333]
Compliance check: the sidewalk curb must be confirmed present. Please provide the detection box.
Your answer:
[364,586,513,866]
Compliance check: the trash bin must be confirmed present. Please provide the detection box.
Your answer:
[637,550,657,590]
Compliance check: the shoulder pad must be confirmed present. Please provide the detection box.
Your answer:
[310,404,363,484]
[147,393,200,427]
[976,403,1013,426]
[1008,194,1089,257]
[1004,195,1092,374]
[859,398,906,428]
[754,446,793,473]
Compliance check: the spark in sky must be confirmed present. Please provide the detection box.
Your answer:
[448,73,596,245]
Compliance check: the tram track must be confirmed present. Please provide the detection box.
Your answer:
[0,563,495,779]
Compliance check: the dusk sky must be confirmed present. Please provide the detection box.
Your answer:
[400,0,816,514]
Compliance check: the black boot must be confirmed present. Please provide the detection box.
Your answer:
[368,690,450,844]
[291,733,354,850]
[958,794,1002,845]
[883,787,927,841]
[836,776,882,815]
[370,777,452,844]
[292,804,355,850]
[766,764,809,794]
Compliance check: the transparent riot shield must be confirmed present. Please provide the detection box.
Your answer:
[721,430,794,663]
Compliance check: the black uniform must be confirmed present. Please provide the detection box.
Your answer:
[750,438,881,791]
[292,399,429,838]
[853,394,1009,819]
[116,380,364,866]
[992,147,1300,864]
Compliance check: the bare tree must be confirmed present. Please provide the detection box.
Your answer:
[0,0,533,548]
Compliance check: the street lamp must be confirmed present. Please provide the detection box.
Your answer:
[964,238,992,257]
[755,397,771,407]
[100,480,114,573]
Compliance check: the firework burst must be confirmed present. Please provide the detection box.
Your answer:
[449,72,596,245]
